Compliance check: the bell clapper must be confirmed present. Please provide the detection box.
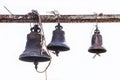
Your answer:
[51,50,60,56]
[34,60,39,71]
[97,53,101,56]
[55,50,60,56]
[93,53,101,59]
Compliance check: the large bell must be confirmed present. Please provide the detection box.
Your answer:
[19,25,51,62]
[88,26,106,55]
[47,23,70,55]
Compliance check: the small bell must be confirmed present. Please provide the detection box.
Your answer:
[47,23,70,56]
[88,25,106,57]
[19,24,51,62]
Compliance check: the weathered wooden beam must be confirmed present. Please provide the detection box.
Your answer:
[0,13,120,23]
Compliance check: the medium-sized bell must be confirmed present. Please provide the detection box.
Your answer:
[88,26,106,55]
[19,25,51,62]
[47,23,70,56]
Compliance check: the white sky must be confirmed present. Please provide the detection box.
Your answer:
[0,0,120,80]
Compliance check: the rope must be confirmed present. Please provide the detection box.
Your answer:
[33,10,52,80]
[35,60,51,73]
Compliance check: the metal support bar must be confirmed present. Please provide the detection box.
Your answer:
[1,13,120,23]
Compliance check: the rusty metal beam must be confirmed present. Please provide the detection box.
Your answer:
[1,13,120,23]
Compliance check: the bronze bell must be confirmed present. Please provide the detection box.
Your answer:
[88,26,106,55]
[47,23,70,56]
[19,25,51,62]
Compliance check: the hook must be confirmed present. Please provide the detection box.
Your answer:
[94,12,98,26]
[49,10,61,24]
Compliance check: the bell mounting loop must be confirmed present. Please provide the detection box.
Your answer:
[55,23,63,30]
[94,25,100,34]
[30,24,41,33]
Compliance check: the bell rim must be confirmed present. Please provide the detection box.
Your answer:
[47,42,70,51]
[19,50,51,62]
[19,56,51,62]
[88,47,107,53]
